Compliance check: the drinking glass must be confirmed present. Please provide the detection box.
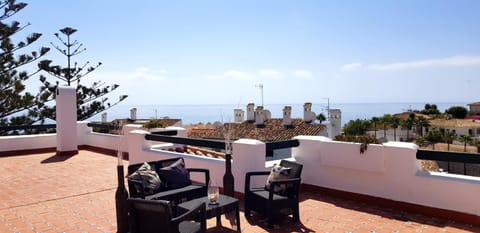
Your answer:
[208,186,219,204]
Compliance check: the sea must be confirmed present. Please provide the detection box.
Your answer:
[90,102,470,126]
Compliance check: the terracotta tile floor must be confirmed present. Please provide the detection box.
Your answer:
[0,151,479,233]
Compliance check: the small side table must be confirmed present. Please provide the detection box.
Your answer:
[179,194,241,232]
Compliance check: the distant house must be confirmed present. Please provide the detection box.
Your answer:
[468,102,480,115]
[428,118,480,138]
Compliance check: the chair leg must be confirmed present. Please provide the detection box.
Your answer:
[244,208,251,219]
[267,207,274,229]
[267,219,274,229]
[292,205,300,222]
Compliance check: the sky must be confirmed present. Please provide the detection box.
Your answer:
[16,0,480,106]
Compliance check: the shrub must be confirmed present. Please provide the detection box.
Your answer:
[142,119,166,129]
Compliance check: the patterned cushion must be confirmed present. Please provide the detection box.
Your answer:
[265,164,291,194]
[127,162,162,195]
[158,158,192,189]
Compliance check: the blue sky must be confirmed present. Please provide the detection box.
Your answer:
[18,0,480,105]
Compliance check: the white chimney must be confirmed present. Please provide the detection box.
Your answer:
[234,109,244,123]
[283,106,292,126]
[246,103,255,121]
[101,112,107,123]
[328,109,342,138]
[303,102,316,123]
[263,110,271,121]
[130,108,137,121]
[255,106,264,126]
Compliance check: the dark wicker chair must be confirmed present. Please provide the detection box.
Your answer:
[244,160,303,228]
[128,198,206,233]
[127,157,210,204]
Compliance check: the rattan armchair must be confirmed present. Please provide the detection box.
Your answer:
[244,160,303,228]
[128,198,206,233]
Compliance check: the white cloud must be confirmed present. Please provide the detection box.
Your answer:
[204,69,250,80]
[292,69,314,80]
[341,55,480,72]
[127,67,167,81]
[341,63,363,71]
[257,69,282,80]
[223,70,249,80]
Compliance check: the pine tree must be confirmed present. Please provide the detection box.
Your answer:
[0,0,51,130]
[38,27,127,121]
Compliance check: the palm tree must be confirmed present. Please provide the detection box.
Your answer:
[400,114,415,141]
[371,117,380,138]
[425,129,442,150]
[380,114,393,138]
[316,113,326,124]
[414,116,430,137]
[459,134,473,152]
[442,131,456,151]
[391,116,400,141]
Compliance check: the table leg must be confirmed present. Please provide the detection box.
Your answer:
[236,204,241,232]
[216,215,222,227]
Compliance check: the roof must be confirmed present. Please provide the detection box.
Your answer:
[189,118,325,142]
[468,102,480,106]
[393,112,432,120]
[429,118,480,128]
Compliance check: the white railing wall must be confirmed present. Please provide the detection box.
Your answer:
[0,134,56,152]
[292,135,480,217]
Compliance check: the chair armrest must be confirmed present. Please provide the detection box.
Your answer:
[269,177,301,186]
[187,168,210,186]
[171,202,206,231]
[245,171,270,193]
[127,179,146,199]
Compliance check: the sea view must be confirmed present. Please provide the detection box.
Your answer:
[93,102,470,126]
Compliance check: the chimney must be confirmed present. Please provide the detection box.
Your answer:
[255,106,265,127]
[283,106,292,126]
[234,109,244,123]
[303,102,316,123]
[101,112,107,123]
[246,103,255,122]
[328,109,342,138]
[130,108,137,121]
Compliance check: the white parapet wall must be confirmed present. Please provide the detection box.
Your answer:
[292,135,480,217]
[0,134,56,152]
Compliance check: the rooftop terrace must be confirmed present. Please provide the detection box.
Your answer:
[0,150,478,233]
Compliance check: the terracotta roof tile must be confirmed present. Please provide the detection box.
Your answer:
[189,118,325,142]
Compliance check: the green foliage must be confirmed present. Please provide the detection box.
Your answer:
[334,134,380,144]
[442,131,456,151]
[414,116,430,137]
[415,136,426,146]
[316,113,326,124]
[425,129,442,149]
[458,134,473,152]
[38,27,128,121]
[445,106,468,119]
[142,119,166,129]
[0,0,51,132]
[421,103,440,115]
[334,134,380,153]
[343,119,371,136]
